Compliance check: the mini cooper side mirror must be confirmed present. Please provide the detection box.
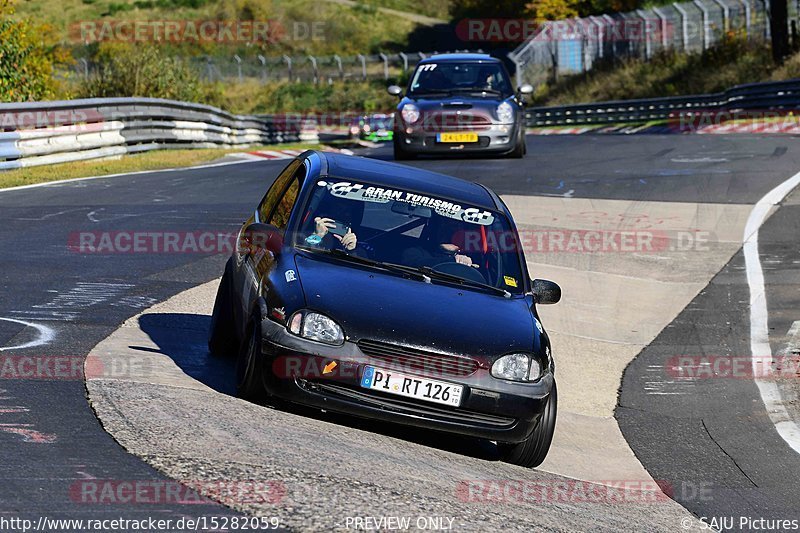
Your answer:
[533,279,561,305]
[387,85,403,97]
[518,84,534,95]
[240,223,283,256]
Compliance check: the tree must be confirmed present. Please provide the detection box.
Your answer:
[0,0,69,102]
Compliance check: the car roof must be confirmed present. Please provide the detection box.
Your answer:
[420,53,500,63]
[310,151,497,209]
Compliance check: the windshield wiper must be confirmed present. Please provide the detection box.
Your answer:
[418,266,511,298]
[448,87,504,96]
[298,246,428,280]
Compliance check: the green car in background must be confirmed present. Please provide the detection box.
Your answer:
[349,114,394,142]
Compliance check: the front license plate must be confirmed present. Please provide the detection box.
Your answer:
[360,366,463,407]
[437,132,478,143]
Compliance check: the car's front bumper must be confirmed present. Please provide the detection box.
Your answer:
[257,317,552,444]
[394,123,520,155]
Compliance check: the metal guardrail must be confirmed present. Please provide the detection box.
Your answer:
[526,78,800,127]
[0,98,318,171]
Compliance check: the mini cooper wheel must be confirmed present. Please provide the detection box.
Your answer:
[498,382,557,468]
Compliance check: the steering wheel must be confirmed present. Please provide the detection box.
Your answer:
[430,262,487,284]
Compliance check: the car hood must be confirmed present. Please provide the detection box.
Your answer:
[404,95,507,112]
[294,253,536,360]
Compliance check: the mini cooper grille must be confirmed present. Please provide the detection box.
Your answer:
[358,340,480,378]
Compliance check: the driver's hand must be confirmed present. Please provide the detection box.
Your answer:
[455,253,475,267]
[334,228,357,251]
[314,217,335,237]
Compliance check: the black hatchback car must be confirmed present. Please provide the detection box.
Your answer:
[209,151,561,468]
[388,53,532,160]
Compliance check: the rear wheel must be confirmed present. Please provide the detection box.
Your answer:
[498,382,557,468]
[235,316,268,403]
[208,259,238,357]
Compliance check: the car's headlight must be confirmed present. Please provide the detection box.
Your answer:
[288,311,345,345]
[491,353,542,382]
[496,101,514,123]
[400,104,420,124]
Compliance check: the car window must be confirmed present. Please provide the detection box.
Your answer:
[268,178,300,231]
[257,159,302,223]
[409,62,513,95]
[294,177,525,293]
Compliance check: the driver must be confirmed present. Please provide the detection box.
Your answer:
[402,215,475,268]
[304,198,361,252]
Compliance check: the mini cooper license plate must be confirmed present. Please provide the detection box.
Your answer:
[437,132,478,143]
[360,366,463,407]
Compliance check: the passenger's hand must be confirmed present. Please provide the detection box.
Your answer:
[335,228,357,251]
[314,217,335,237]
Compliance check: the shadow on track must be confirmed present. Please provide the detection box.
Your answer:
[137,312,501,462]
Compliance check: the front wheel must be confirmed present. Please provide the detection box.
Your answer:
[393,141,415,160]
[498,382,557,468]
[235,317,267,403]
[508,127,527,158]
[208,259,238,357]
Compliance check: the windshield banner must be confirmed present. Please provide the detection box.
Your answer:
[324,180,496,226]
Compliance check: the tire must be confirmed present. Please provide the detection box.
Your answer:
[208,259,238,357]
[235,316,268,403]
[508,127,526,158]
[393,141,415,160]
[498,382,557,468]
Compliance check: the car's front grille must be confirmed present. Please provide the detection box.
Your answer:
[302,380,515,427]
[358,339,480,378]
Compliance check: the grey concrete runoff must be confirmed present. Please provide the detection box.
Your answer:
[86,282,704,532]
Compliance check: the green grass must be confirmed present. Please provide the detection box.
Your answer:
[0,142,321,189]
[13,0,425,56]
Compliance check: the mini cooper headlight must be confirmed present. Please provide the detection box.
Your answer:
[401,103,420,124]
[288,311,345,345]
[491,353,542,382]
[496,101,514,123]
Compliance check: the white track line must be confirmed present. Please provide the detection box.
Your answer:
[0,317,55,351]
[744,170,800,455]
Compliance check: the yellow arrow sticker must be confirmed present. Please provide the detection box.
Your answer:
[322,361,337,374]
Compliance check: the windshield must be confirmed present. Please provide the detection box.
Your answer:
[294,177,525,294]
[408,62,513,96]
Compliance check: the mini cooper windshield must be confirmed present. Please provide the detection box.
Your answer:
[408,62,513,97]
[294,178,525,294]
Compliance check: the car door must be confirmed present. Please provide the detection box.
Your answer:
[234,159,305,326]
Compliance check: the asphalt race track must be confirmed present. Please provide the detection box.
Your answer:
[1,134,800,530]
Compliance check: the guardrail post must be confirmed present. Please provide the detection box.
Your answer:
[399,52,408,73]
[693,0,711,49]
[205,56,214,82]
[233,55,243,83]
[357,54,367,80]
[258,55,267,84]
[672,3,690,51]
[333,54,343,80]
[308,55,318,84]
[589,17,605,59]
[283,55,293,82]
[379,53,389,80]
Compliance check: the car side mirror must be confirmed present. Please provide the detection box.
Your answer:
[518,84,533,95]
[533,279,561,305]
[240,223,283,256]
[387,85,403,97]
